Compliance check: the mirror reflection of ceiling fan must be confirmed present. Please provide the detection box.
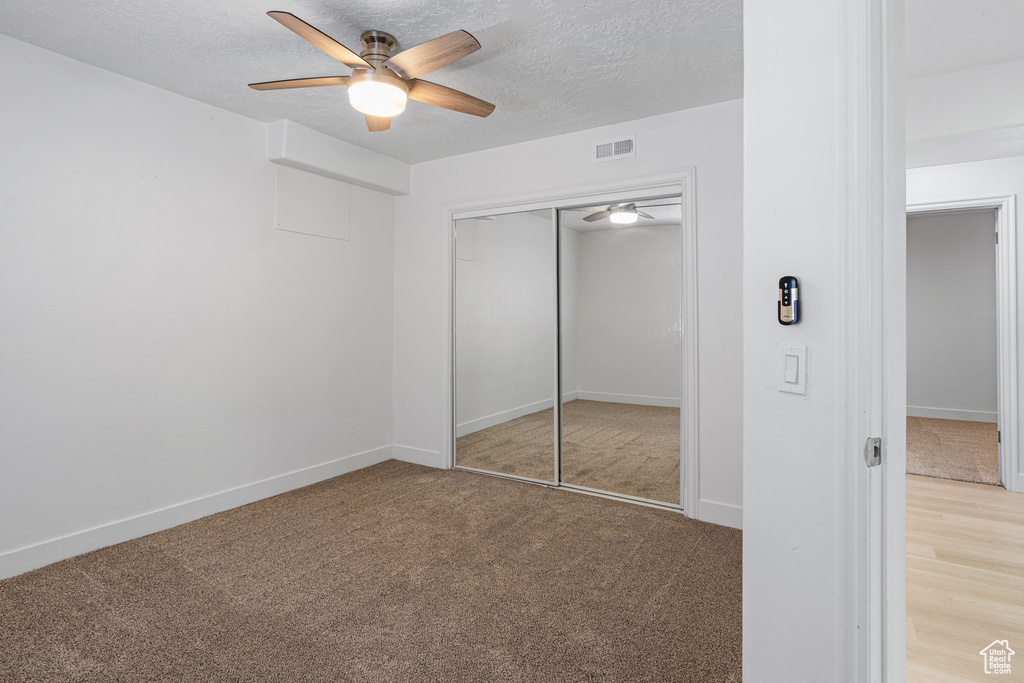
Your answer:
[248,11,495,132]
[580,203,655,225]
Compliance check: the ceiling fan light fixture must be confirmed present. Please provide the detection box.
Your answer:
[609,207,638,224]
[250,15,494,131]
[347,70,409,117]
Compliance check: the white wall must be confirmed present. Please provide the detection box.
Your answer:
[0,34,397,578]
[744,1,873,678]
[393,100,744,526]
[906,58,1024,142]
[906,59,1024,167]
[455,213,556,435]
[907,209,998,421]
[575,225,682,406]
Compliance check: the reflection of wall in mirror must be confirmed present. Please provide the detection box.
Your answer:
[456,213,556,436]
[560,227,581,400]
[568,224,683,407]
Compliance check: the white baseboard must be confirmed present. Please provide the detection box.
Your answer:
[456,398,554,437]
[698,499,743,529]
[454,393,592,438]
[576,391,681,408]
[0,445,393,581]
[906,406,997,423]
[392,444,442,468]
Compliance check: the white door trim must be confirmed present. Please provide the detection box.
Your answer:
[440,168,700,517]
[838,0,905,680]
[881,0,908,677]
[906,197,1019,492]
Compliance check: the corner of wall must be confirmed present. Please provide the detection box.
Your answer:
[0,445,394,581]
[392,445,444,468]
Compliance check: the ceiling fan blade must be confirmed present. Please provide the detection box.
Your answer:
[267,11,371,69]
[637,211,655,219]
[249,76,349,91]
[407,79,495,117]
[383,30,480,80]
[584,210,613,223]
[365,115,391,132]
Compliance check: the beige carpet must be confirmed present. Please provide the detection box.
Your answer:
[457,400,681,504]
[0,460,741,682]
[906,416,1001,486]
[456,407,557,483]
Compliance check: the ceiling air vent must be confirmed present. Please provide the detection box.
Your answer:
[593,136,636,162]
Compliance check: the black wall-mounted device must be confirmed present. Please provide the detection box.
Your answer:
[779,276,799,325]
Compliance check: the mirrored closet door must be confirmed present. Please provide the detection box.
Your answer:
[559,199,682,505]
[454,210,557,483]
[453,196,683,507]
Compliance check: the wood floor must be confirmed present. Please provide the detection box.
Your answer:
[907,474,1024,682]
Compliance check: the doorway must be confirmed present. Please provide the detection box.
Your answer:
[903,198,1024,681]
[905,196,1019,491]
[905,208,1001,487]
[450,191,693,510]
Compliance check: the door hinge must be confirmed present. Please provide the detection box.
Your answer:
[996,232,999,244]
[998,430,1001,444]
[864,437,881,467]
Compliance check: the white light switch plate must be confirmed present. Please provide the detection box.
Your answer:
[779,344,807,395]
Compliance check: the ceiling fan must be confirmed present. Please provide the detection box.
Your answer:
[248,11,495,132]
[581,203,655,225]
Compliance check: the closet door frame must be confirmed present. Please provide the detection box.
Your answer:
[444,169,699,516]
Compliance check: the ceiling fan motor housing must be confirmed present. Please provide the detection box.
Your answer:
[359,30,399,68]
[353,30,407,90]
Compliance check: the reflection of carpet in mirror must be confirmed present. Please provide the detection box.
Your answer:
[906,416,1001,486]
[456,400,680,504]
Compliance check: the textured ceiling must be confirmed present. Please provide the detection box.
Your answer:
[0,0,742,164]
[3,1,1021,163]
[906,0,1024,79]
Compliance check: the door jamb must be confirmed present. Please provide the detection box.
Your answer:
[839,0,905,679]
